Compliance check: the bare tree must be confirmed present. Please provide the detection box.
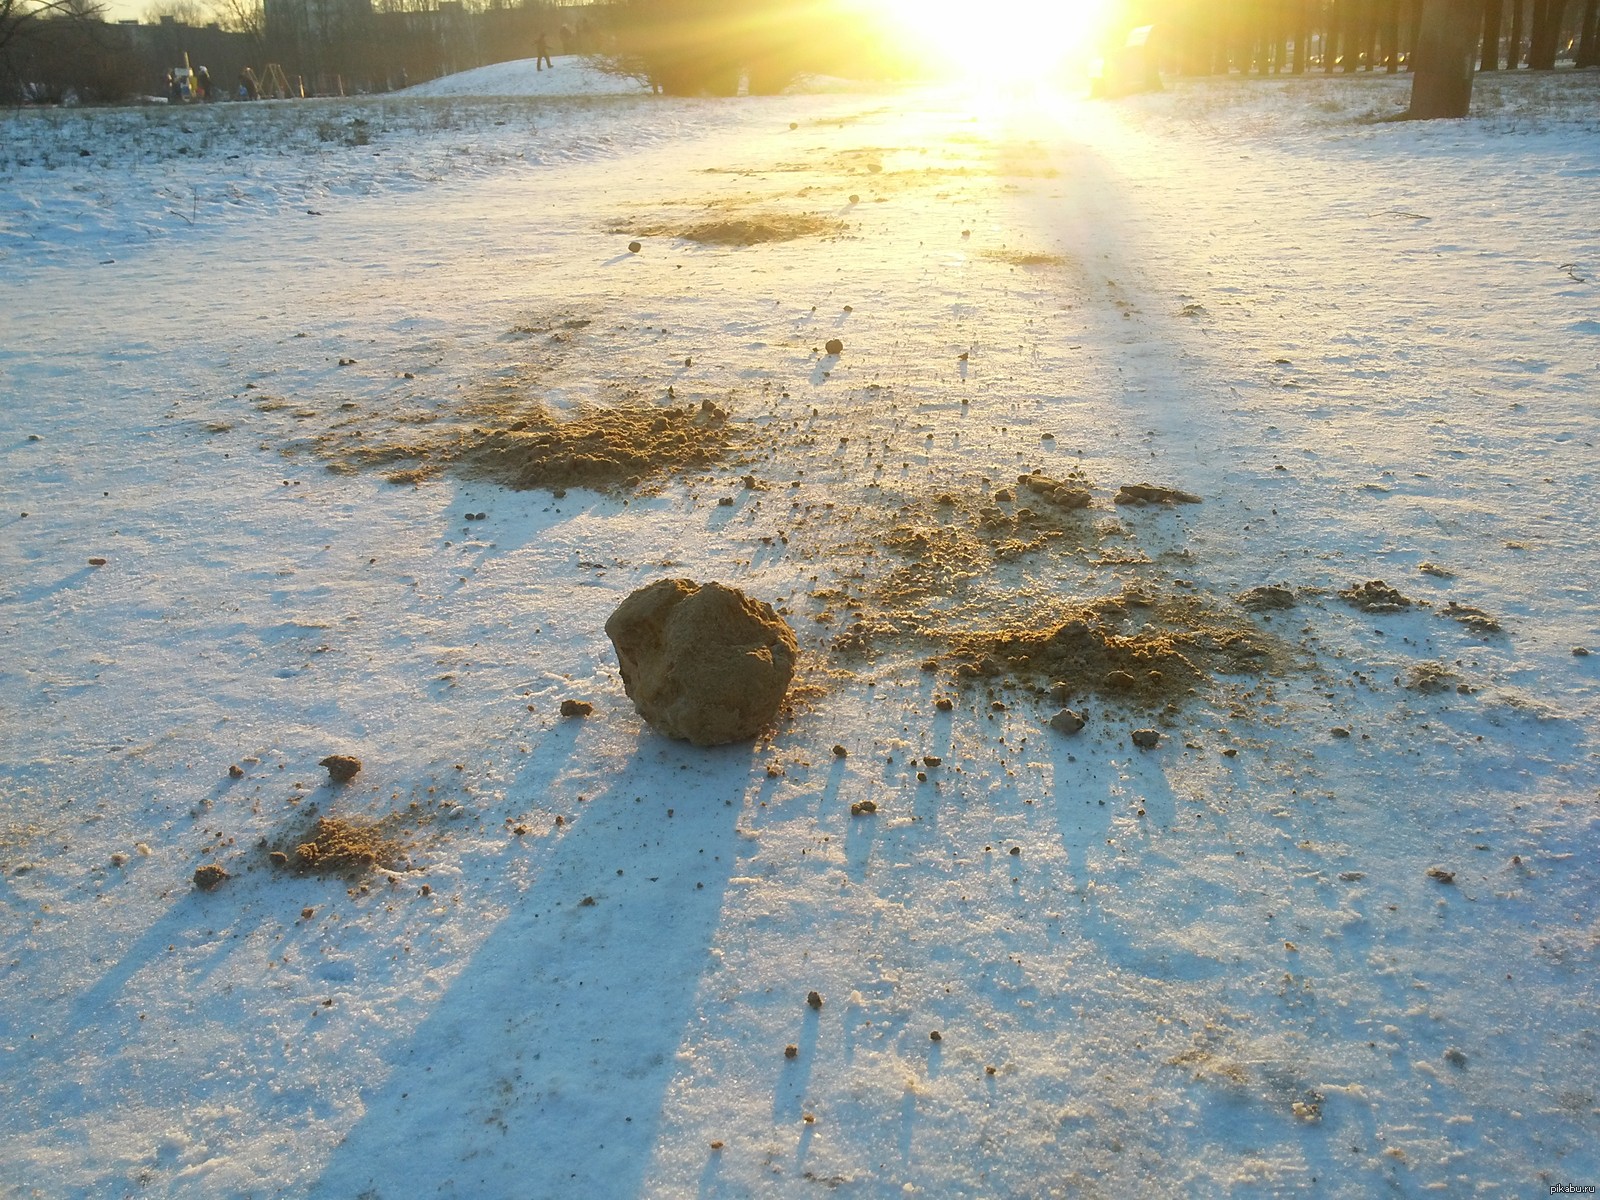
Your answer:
[142,0,207,24]
[211,0,263,41]
[1,0,102,61]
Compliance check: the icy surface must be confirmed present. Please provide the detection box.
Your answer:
[1,62,1597,1199]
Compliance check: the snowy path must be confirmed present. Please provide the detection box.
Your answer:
[2,74,1597,1198]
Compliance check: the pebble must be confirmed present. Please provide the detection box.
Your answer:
[807,990,823,1009]
[1049,709,1085,735]
[1130,728,1161,749]
[824,338,844,355]
[559,699,593,717]
[628,241,641,252]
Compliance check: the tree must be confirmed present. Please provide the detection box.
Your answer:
[1405,0,1480,116]
[1,0,103,100]
[1526,0,1567,66]
[211,0,264,41]
[142,0,207,24]
[594,0,838,97]
[1,0,100,61]
[1578,0,1599,64]
[1481,0,1503,67]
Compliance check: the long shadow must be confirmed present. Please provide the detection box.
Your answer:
[312,732,753,1200]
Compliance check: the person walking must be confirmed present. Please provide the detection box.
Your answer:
[536,31,553,71]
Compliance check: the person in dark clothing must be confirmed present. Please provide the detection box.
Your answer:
[535,32,553,71]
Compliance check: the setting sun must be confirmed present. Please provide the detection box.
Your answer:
[860,0,1119,82]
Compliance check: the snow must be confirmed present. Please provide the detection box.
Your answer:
[2,58,1598,1198]
[400,54,650,98]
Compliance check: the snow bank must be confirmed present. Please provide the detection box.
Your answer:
[402,54,649,99]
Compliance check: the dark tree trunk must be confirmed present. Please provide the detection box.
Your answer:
[1292,0,1310,70]
[1578,0,1600,64]
[1381,0,1403,68]
[1410,0,1428,63]
[1481,0,1503,65]
[1528,0,1565,67]
[1407,0,1481,115]
[1508,0,1527,61]
[1361,0,1381,66]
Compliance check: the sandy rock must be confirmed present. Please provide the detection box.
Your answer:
[193,863,229,890]
[1236,584,1296,612]
[1340,580,1412,612]
[605,578,797,746]
[1049,709,1085,735]
[1130,728,1161,749]
[1115,483,1202,506]
[319,754,362,782]
[1018,473,1092,509]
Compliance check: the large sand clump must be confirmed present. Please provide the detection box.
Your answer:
[605,578,798,746]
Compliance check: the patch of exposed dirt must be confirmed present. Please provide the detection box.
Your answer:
[621,211,847,246]
[1403,661,1467,694]
[319,395,743,493]
[1341,579,1414,613]
[1439,601,1503,635]
[945,587,1276,708]
[870,472,1103,612]
[805,470,1279,710]
[1236,584,1297,612]
[979,249,1068,268]
[270,814,407,876]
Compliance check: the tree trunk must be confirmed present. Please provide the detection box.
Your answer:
[1481,0,1503,66]
[1384,0,1403,68]
[1292,0,1310,70]
[1406,0,1481,116]
[1508,0,1527,61]
[1578,0,1600,65]
[1528,0,1567,67]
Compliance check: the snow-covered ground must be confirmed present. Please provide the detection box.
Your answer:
[2,59,1597,1199]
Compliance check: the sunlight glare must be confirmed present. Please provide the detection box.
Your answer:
[861,0,1117,83]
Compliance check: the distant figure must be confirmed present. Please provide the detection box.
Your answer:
[196,65,211,101]
[166,71,180,102]
[535,32,553,71]
[240,66,259,101]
